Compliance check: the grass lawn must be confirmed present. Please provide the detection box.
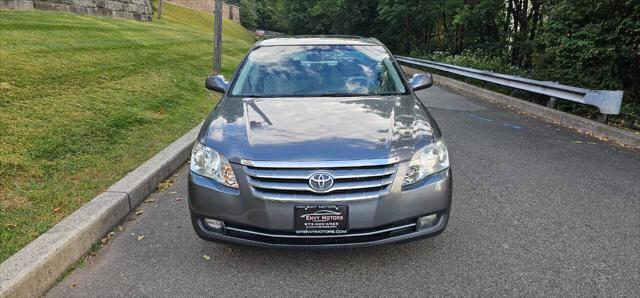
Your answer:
[0,2,255,262]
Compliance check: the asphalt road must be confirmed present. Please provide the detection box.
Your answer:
[48,86,640,297]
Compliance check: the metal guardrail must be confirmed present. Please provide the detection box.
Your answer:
[395,55,624,123]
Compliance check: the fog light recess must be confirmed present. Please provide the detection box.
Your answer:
[204,218,225,230]
[417,214,438,230]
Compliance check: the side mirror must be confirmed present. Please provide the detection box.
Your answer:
[409,73,433,91]
[205,75,229,93]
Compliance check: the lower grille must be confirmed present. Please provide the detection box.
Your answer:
[223,219,416,245]
[243,160,399,202]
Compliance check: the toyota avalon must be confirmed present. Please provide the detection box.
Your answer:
[189,36,452,248]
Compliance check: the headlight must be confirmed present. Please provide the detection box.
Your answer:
[190,142,238,188]
[403,139,449,186]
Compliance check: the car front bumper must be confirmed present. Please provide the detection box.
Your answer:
[188,163,452,248]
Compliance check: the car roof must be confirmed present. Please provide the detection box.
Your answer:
[255,35,383,47]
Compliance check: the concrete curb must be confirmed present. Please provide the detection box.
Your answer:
[0,123,203,298]
[107,124,202,208]
[403,66,640,149]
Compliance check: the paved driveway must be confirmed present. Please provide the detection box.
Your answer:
[48,86,640,297]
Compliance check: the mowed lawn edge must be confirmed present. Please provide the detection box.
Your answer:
[0,3,255,262]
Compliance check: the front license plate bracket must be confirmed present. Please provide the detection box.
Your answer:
[294,205,348,234]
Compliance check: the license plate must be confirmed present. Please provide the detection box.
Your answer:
[294,205,348,234]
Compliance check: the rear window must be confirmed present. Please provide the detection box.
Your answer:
[229,45,407,97]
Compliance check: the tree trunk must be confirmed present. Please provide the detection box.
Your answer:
[505,0,513,34]
[509,0,530,66]
[442,12,453,52]
[529,1,542,41]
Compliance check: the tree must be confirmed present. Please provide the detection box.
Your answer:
[239,0,258,29]
[252,0,286,32]
[249,0,639,127]
[535,0,639,126]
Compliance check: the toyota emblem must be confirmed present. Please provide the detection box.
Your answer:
[308,172,334,192]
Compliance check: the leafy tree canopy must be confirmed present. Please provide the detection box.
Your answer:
[241,0,639,127]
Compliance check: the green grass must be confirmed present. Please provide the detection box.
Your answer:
[0,3,255,262]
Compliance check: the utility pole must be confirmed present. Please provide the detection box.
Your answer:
[157,0,163,20]
[213,0,223,75]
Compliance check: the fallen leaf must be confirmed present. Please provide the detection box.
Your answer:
[143,198,156,203]
[156,176,176,193]
[53,207,61,213]
[137,235,145,241]
[100,230,115,245]
[117,225,124,232]
[69,283,78,289]
[573,141,583,144]
[203,255,210,261]
[6,223,17,228]
[89,251,96,256]
[135,210,144,216]
[175,197,183,201]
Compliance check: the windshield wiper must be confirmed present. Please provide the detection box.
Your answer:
[237,94,281,98]
[316,93,371,97]
[235,93,374,98]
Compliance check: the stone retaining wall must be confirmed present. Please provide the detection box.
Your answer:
[0,0,33,9]
[0,0,153,21]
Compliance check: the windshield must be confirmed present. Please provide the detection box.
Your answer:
[230,45,407,97]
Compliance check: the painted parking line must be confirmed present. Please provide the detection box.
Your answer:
[465,113,493,122]
[465,113,524,130]
[504,122,523,130]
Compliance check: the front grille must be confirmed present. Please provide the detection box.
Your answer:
[243,162,399,201]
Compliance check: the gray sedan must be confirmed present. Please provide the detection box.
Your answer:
[188,36,451,248]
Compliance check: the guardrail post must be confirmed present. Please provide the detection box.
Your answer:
[597,114,609,124]
[546,97,558,109]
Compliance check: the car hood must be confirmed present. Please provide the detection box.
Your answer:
[198,95,439,163]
